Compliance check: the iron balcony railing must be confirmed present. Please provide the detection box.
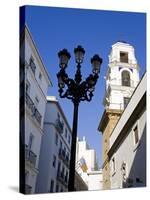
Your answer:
[25,93,42,125]
[57,171,64,184]
[64,155,70,167]
[34,108,42,125]
[25,145,37,167]
[108,79,138,88]
[55,119,64,134]
[59,149,70,167]
[57,171,68,187]
[105,103,124,111]
[30,60,36,75]
[25,184,32,194]
[64,175,68,186]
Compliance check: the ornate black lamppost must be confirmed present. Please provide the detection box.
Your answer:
[57,45,102,191]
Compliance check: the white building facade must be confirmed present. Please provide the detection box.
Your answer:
[87,170,103,191]
[76,137,103,190]
[108,73,146,189]
[36,96,72,193]
[76,137,98,171]
[20,26,52,194]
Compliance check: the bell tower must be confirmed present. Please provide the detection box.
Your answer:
[98,41,139,189]
[104,41,139,110]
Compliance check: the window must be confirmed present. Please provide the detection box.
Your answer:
[35,96,39,107]
[120,51,128,63]
[124,97,130,109]
[62,166,65,175]
[122,70,130,86]
[60,140,62,149]
[65,171,68,183]
[133,125,139,145]
[50,180,54,192]
[39,72,42,80]
[28,133,34,150]
[121,162,127,180]
[52,155,56,168]
[65,170,68,178]
[66,152,69,160]
[136,177,143,183]
[56,184,59,192]
[68,135,71,144]
[64,147,66,155]
[57,161,61,174]
[57,112,60,120]
[55,134,58,146]
[25,170,29,183]
[26,80,30,95]
[29,56,36,75]
[62,122,64,133]
[112,157,116,175]
[65,128,68,139]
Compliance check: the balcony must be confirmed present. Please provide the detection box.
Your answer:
[108,79,138,88]
[57,171,68,187]
[57,171,64,184]
[105,102,124,111]
[25,93,42,125]
[64,155,70,167]
[59,148,65,158]
[64,175,69,187]
[59,149,70,167]
[25,184,32,194]
[29,59,36,75]
[55,119,64,134]
[34,108,42,125]
[25,145,37,167]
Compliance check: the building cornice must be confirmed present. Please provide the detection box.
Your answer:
[98,109,122,133]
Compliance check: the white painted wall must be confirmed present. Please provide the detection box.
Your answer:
[109,73,146,189]
[87,170,103,191]
[21,26,51,194]
[76,137,97,171]
[76,137,103,190]
[36,97,72,193]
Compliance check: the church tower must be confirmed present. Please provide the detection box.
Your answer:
[98,41,139,189]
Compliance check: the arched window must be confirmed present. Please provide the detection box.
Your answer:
[122,70,130,86]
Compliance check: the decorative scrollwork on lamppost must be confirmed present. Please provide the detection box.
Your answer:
[57,45,102,191]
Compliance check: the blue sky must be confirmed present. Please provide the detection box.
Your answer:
[22,6,146,166]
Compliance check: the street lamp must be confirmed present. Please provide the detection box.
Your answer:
[57,45,102,191]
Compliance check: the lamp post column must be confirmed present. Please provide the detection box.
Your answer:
[57,45,103,192]
[68,101,79,191]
